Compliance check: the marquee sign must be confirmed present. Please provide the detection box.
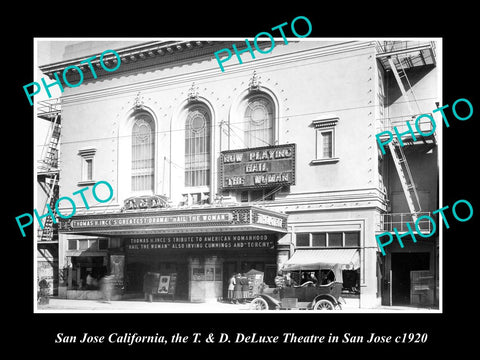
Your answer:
[126,234,276,251]
[59,206,288,233]
[220,143,296,190]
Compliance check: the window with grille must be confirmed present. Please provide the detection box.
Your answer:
[132,113,155,192]
[244,95,274,148]
[185,105,211,187]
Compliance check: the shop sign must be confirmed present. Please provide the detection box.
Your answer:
[126,234,276,251]
[220,144,296,190]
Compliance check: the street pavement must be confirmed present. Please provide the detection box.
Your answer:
[36,297,438,313]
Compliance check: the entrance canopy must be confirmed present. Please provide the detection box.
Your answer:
[282,249,360,271]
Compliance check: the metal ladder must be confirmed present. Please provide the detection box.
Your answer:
[385,55,425,224]
[385,123,422,223]
[39,114,61,170]
[38,172,59,241]
[387,54,438,145]
[37,107,61,241]
[387,55,422,116]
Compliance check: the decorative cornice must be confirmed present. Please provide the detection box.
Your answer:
[57,41,376,105]
[77,147,96,157]
[312,117,339,129]
[39,40,224,80]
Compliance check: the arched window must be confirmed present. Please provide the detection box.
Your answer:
[185,104,211,187]
[131,112,155,192]
[243,94,274,148]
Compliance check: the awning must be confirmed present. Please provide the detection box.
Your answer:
[283,249,360,271]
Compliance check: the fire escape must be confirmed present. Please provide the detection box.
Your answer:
[37,98,61,242]
[375,41,437,233]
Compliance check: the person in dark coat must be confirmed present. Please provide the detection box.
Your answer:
[240,273,249,300]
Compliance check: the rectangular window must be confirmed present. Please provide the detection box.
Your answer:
[296,233,310,247]
[312,233,327,247]
[328,232,343,247]
[98,239,108,250]
[192,267,205,281]
[311,118,339,165]
[109,238,121,249]
[85,159,93,180]
[241,191,248,202]
[205,267,214,281]
[88,239,98,250]
[78,240,88,250]
[321,131,333,158]
[316,129,334,159]
[295,231,361,248]
[68,239,77,250]
[345,232,360,247]
[78,148,96,184]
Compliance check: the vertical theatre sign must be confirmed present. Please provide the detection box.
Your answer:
[220,144,296,189]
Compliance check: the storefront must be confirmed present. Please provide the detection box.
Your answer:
[379,236,438,308]
[58,205,288,302]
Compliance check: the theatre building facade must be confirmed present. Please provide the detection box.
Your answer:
[40,39,439,308]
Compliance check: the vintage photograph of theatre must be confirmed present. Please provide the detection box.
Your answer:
[35,38,440,312]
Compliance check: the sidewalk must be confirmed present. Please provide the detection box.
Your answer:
[36,297,438,313]
[37,298,249,312]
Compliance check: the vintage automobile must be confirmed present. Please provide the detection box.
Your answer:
[249,261,346,310]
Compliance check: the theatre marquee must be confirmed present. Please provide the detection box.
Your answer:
[219,144,296,190]
[58,205,288,235]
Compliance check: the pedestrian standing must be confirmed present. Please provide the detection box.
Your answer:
[240,273,249,301]
[227,274,236,303]
[234,273,242,302]
[86,272,93,290]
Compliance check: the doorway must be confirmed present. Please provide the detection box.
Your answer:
[175,263,189,300]
[222,261,237,299]
[391,252,430,305]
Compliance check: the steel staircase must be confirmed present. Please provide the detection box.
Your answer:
[39,114,61,170]
[386,56,423,222]
[386,134,422,222]
[387,56,422,116]
[37,99,61,241]
[38,173,59,241]
[376,41,437,228]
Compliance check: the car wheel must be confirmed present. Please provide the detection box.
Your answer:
[250,297,269,310]
[313,299,335,310]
